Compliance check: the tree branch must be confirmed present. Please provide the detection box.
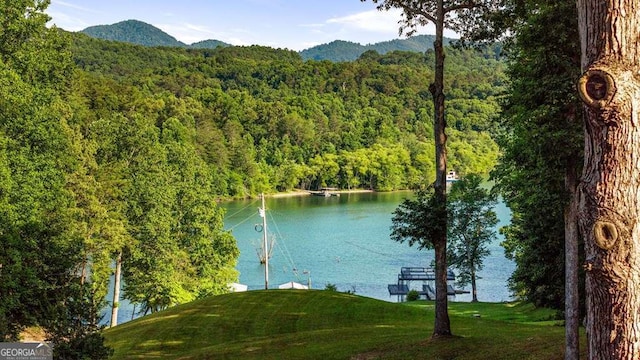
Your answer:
[444,1,479,14]
[397,3,436,25]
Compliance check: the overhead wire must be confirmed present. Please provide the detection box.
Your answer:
[223,198,260,231]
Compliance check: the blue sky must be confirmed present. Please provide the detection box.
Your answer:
[47,0,456,51]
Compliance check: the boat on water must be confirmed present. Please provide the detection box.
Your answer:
[446,170,459,182]
[310,187,340,197]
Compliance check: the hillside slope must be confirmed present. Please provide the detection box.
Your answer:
[103,290,575,359]
[81,19,187,47]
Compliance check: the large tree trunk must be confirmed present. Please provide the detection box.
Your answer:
[471,269,478,303]
[430,1,451,338]
[577,1,640,358]
[565,160,580,360]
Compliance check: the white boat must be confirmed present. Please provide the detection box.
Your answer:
[311,188,340,197]
[446,170,459,182]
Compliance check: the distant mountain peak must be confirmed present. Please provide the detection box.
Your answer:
[82,19,185,47]
[79,19,453,60]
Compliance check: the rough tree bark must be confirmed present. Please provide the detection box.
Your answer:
[565,160,580,360]
[430,1,451,336]
[365,0,491,338]
[577,0,640,358]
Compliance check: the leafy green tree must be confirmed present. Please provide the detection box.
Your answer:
[42,282,113,360]
[0,1,111,356]
[491,0,582,310]
[309,153,340,189]
[161,117,239,297]
[364,0,500,337]
[477,2,583,357]
[368,143,411,191]
[447,174,497,302]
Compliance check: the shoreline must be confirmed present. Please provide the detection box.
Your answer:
[267,189,375,198]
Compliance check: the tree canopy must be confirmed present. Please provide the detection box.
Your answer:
[70,33,504,197]
[447,174,497,302]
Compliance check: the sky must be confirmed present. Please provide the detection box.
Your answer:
[47,0,457,51]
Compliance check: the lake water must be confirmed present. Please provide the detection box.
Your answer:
[104,190,515,325]
[223,191,514,303]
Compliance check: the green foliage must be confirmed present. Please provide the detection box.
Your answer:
[324,283,338,291]
[491,1,583,309]
[43,283,113,360]
[406,289,420,301]
[82,20,186,47]
[0,2,110,357]
[0,0,79,340]
[392,174,498,302]
[391,187,445,250]
[1,2,240,352]
[447,174,498,300]
[70,34,504,196]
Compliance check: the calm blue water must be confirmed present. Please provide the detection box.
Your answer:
[223,191,514,303]
[104,191,514,325]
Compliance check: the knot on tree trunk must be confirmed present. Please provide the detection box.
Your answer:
[578,68,617,109]
[593,220,618,250]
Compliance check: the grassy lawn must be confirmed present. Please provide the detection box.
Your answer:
[103,290,585,359]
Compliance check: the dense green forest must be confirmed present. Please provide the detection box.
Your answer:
[1,2,505,349]
[0,0,594,357]
[71,33,503,198]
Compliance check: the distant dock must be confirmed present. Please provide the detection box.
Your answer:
[309,187,340,197]
[388,267,468,301]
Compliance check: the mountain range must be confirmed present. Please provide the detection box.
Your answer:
[80,19,453,62]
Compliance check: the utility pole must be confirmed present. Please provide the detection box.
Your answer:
[260,193,269,290]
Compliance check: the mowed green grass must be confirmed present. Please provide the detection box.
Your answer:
[104,290,585,359]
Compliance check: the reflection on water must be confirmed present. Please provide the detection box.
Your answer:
[224,191,514,302]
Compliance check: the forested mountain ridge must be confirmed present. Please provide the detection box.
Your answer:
[298,35,454,62]
[81,19,231,48]
[70,31,504,197]
[78,19,460,61]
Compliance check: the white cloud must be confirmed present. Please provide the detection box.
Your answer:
[47,0,102,31]
[156,22,258,47]
[46,10,90,31]
[155,23,211,44]
[326,8,404,34]
[299,23,325,29]
[325,8,458,41]
[50,0,97,13]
